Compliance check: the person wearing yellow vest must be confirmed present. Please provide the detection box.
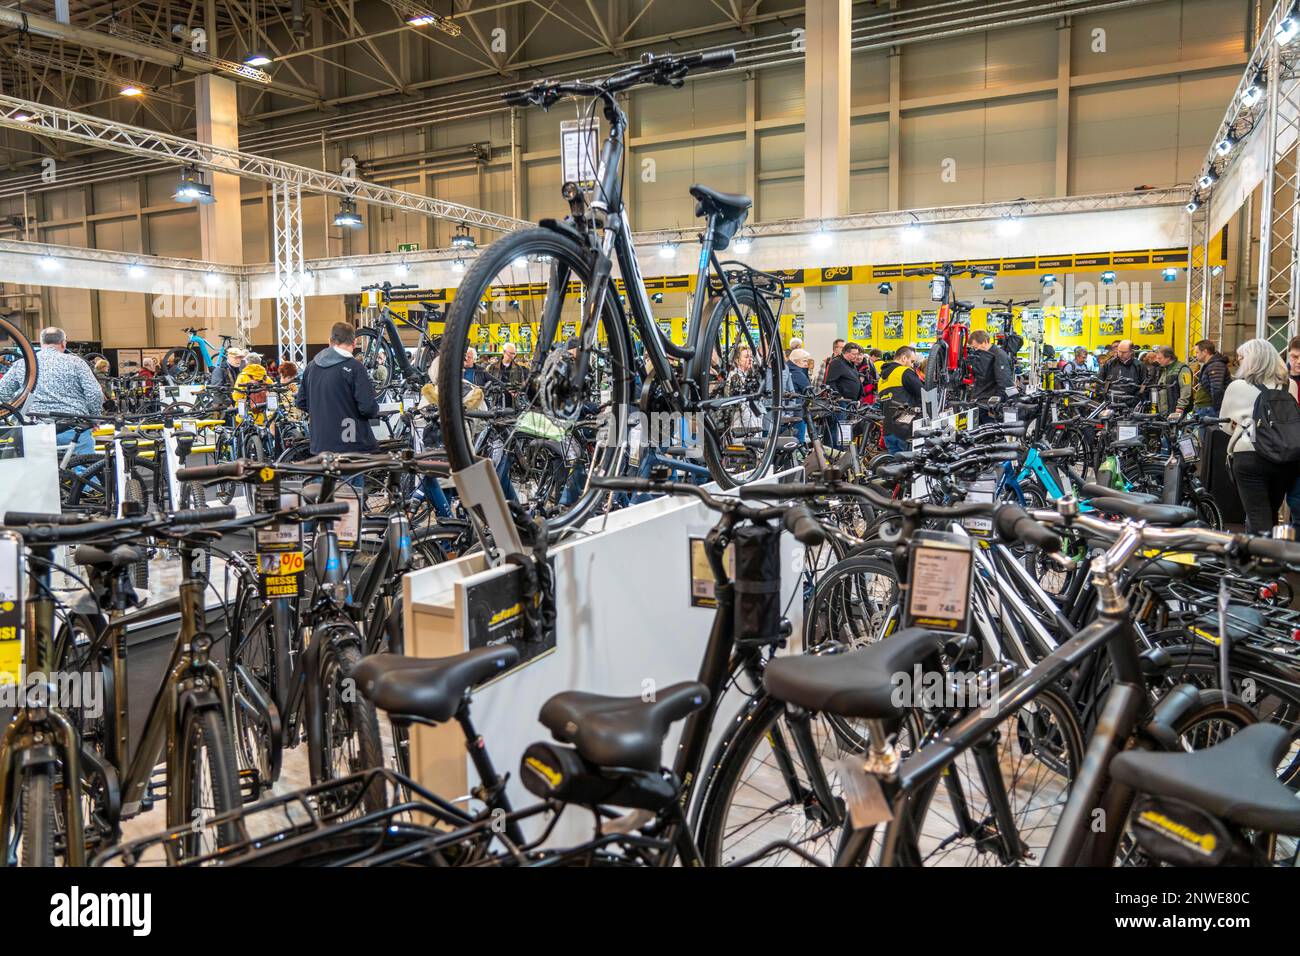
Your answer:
[232,352,273,426]
[877,346,924,454]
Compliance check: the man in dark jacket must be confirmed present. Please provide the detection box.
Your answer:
[968,329,1014,420]
[1192,339,1230,416]
[1100,339,1143,388]
[824,342,863,401]
[296,321,379,454]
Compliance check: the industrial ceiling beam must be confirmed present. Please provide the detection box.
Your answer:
[0,93,529,231]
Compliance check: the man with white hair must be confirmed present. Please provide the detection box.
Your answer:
[487,341,527,391]
[0,326,103,454]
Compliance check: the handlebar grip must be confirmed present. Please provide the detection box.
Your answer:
[590,477,654,494]
[783,505,825,547]
[298,501,350,519]
[1242,536,1300,565]
[994,503,1061,553]
[691,49,737,70]
[169,506,237,525]
[177,461,246,481]
[3,511,84,526]
[502,89,531,106]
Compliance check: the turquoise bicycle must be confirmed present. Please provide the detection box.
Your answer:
[160,327,235,384]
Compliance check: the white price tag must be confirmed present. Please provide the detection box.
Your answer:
[255,492,303,549]
[335,488,361,550]
[907,540,972,629]
[266,392,278,412]
[1117,424,1138,442]
[0,535,18,603]
[561,118,599,188]
[1003,409,1018,424]
[962,516,993,535]
[1179,436,1196,459]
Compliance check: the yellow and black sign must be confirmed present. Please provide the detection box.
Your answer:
[258,550,305,599]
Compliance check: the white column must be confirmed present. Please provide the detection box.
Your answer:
[802,0,852,361]
[194,74,246,341]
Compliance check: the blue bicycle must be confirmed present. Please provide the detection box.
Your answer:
[161,326,235,384]
[996,444,1094,513]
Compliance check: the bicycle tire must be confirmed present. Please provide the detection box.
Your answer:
[0,316,39,409]
[162,346,201,385]
[18,764,57,867]
[125,477,150,590]
[177,707,244,856]
[436,227,634,532]
[321,642,386,813]
[692,285,783,488]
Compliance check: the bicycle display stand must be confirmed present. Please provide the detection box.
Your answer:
[0,424,59,515]
[403,472,802,847]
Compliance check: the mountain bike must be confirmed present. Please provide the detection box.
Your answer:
[437,49,786,534]
[160,328,235,385]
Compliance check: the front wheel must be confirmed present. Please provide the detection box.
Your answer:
[692,286,783,488]
[175,708,244,857]
[320,642,386,813]
[162,346,201,384]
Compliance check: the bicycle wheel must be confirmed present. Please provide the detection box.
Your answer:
[176,708,243,856]
[437,227,634,531]
[320,642,386,813]
[124,477,150,591]
[0,316,39,409]
[241,431,267,513]
[214,430,238,505]
[228,578,280,790]
[696,693,921,866]
[803,556,900,653]
[692,285,783,488]
[353,327,396,394]
[890,685,1084,867]
[161,346,201,384]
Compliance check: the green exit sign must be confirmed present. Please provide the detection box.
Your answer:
[397,242,420,253]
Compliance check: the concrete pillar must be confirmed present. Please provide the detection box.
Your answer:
[195,74,244,339]
[802,0,851,361]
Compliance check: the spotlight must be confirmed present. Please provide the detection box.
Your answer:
[1241,75,1265,107]
[451,258,466,273]
[902,218,922,243]
[38,256,59,272]
[1211,264,1224,277]
[1162,267,1178,282]
[732,233,753,253]
[396,262,410,277]
[1276,9,1299,45]
[980,275,995,291]
[876,282,893,295]
[512,255,529,268]
[1198,170,1219,190]
[338,267,355,281]
[657,241,677,259]
[203,270,220,286]
[1040,274,1057,287]
[1100,270,1117,285]
[508,299,521,310]
[127,261,146,278]
[997,214,1021,237]
[119,85,144,97]
[809,226,832,250]
[1215,135,1237,157]
[333,198,363,228]
[174,167,214,204]
[651,292,665,304]
[11,111,34,122]
[1186,196,1202,214]
[451,224,476,250]
[243,51,274,67]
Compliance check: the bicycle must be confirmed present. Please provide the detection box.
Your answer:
[437,49,788,534]
[160,327,235,385]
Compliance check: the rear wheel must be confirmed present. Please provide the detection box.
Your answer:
[162,346,202,384]
[353,328,395,394]
[176,708,244,857]
[125,476,150,590]
[693,286,783,488]
[321,641,386,813]
[436,227,634,532]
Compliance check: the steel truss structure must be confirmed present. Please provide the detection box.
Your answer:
[272,182,307,365]
[0,93,528,232]
[1185,204,1226,351]
[1256,24,1300,349]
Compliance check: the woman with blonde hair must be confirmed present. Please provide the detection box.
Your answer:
[1220,338,1300,533]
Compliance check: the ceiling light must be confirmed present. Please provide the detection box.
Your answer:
[876,282,893,295]
[243,51,274,67]
[651,292,664,304]
[11,111,34,122]
[1198,170,1218,190]
[451,225,476,250]
[1100,270,1117,285]
[1186,196,1202,214]
[980,275,995,291]
[1241,76,1265,107]
[1215,135,1237,156]
[657,241,677,259]
[1162,267,1179,282]
[902,217,922,243]
[338,267,355,280]
[38,256,59,272]
[119,85,144,97]
[174,167,214,204]
[333,198,363,228]
[387,1,461,34]
[451,258,466,273]
[1211,264,1224,277]
[809,226,832,250]
[732,233,752,253]
[1040,274,1057,287]
[127,261,146,277]
[203,270,220,286]
[997,214,1021,237]
[396,262,410,277]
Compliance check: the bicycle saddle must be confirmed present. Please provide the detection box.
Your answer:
[1079,482,1158,505]
[1110,723,1300,835]
[353,645,520,723]
[538,681,709,771]
[689,184,752,220]
[1088,498,1196,527]
[763,628,945,720]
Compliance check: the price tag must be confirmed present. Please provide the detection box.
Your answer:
[1117,424,1138,442]
[1179,436,1196,459]
[0,534,21,685]
[904,531,974,634]
[962,516,994,537]
[266,392,278,412]
[335,486,361,550]
[258,550,304,598]
[628,423,642,465]
[1003,409,1018,424]
[838,421,855,443]
[254,489,302,551]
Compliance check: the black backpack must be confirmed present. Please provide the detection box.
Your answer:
[1251,386,1300,465]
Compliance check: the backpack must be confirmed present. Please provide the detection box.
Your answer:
[1251,386,1300,465]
